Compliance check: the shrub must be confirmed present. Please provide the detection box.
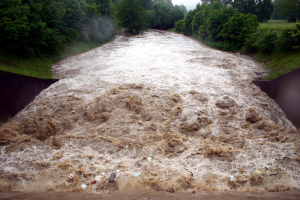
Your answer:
[205,5,235,42]
[184,9,198,35]
[277,23,300,52]
[175,19,186,33]
[221,13,259,50]
[253,28,277,53]
[244,22,300,54]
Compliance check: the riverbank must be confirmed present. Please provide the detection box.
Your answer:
[0,40,111,79]
[249,51,300,80]
[168,27,300,81]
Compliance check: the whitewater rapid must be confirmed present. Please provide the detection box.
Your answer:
[0,30,299,193]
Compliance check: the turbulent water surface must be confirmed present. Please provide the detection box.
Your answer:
[1,30,300,194]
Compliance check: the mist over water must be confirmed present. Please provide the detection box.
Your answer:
[1,30,299,194]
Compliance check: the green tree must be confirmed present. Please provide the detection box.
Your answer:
[221,13,259,50]
[187,1,259,51]
[118,0,148,34]
[150,2,172,29]
[274,0,300,22]
[184,3,202,35]
[206,3,235,41]
[231,0,273,22]
[170,6,184,26]
[95,0,111,16]
[141,0,153,10]
[202,0,273,22]
[231,0,256,15]
[175,5,187,19]
[256,0,273,22]
[0,0,118,55]
[0,0,31,46]
[185,9,197,35]
[191,4,210,37]
[153,0,173,8]
[175,19,186,33]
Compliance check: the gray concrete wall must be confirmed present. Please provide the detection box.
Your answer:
[0,71,59,122]
[253,68,300,128]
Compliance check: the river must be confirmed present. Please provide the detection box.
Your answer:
[0,30,299,197]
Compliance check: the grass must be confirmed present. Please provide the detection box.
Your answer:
[0,41,103,79]
[252,20,300,80]
[259,19,296,29]
[0,51,54,79]
[253,52,300,80]
[60,41,102,58]
[168,28,184,34]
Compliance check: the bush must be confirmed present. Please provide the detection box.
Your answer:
[187,2,259,51]
[205,5,235,42]
[277,24,300,52]
[175,19,186,33]
[254,29,277,53]
[184,9,197,35]
[221,13,259,50]
[244,22,300,54]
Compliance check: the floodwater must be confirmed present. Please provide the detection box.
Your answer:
[1,30,300,197]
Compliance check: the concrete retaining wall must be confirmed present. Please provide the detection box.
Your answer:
[253,68,300,128]
[0,71,59,122]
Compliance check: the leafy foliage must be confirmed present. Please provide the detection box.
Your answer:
[174,19,186,33]
[197,0,273,22]
[0,0,118,56]
[175,5,187,19]
[147,2,184,30]
[221,13,259,50]
[273,0,300,22]
[245,23,300,53]
[178,2,259,51]
[184,9,198,35]
[118,0,148,34]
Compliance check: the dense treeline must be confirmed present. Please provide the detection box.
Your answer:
[0,0,186,54]
[244,24,300,54]
[117,0,186,33]
[272,0,300,22]
[0,0,118,55]
[147,3,184,30]
[175,2,259,51]
[201,0,273,22]
[175,1,300,53]
[201,0,299,22]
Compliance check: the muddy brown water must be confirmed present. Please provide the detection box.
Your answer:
[0,30,300,197]
[1,190,300,200]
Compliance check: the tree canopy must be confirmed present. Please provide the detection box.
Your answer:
[273,0,300,22]
[199,0,273,22]
[118,0,148,34]
[177,2,259,51]
[147,1,184,29]
[0,0,118,55]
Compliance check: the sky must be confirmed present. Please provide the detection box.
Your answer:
[172,0,202,11]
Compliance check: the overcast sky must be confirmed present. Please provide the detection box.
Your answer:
[172,0,202,11]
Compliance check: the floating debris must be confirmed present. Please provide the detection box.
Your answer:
[255,170,261,175]
[68,174,74,180]
[135,173,141,177]
[109,173,116,182]
[81,184,87,190]
[88,180,97,185]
